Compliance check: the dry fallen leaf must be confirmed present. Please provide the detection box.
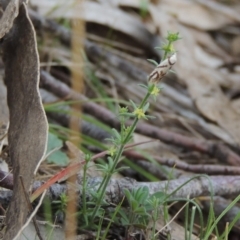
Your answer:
[31,0,159,55]
[2,3,48,239]
[159,0,239,30]
[0,0,19,39]
[149,1,240,146]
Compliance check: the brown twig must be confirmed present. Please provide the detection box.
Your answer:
[1,171,240,232]
[0,174,240,205]
[124,150,240,175]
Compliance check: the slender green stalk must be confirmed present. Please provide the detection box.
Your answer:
[139,92,151,109]
[188,206,196,240]
[203,194,240,240]
[90,93,150,223]
[221,211,240,239]
[184,199,189,240]
[151,200,160,240]
[162,41,172,61]
[101,198,124,240]
[225,222,229,240]
[82,155,90,225]
[96,211,105,240]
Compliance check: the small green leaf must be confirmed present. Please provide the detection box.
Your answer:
[119,210,130,225]
[95,163,108,172]
[143,102,150,112]
[147,59,159,66]
[119,112,135,118]
[47,132,62,151]
[46,132,68,166]
[150,191,166,202]
[145,115,156,119]
[115,166,129,172]
[124,189,132,201]
[138,189,149,203]
[129,99,137,109]
[138,84,148,89]
[154,46,163,51]
[111,128,121,141]
[131,199,139,211]
[133,206,147,215]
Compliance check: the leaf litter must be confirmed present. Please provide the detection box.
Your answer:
[0,0,240,239]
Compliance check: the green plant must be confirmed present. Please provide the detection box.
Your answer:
[88,32,180,226]
[121,186,151,229]
[104,186,169,240]
[203,194,240,240]
[46,132,69,166]
[41,25,240,239]
[139,0,149,18]
[52,193,68,217]
[81,153,92,226]
[43,31,181,238]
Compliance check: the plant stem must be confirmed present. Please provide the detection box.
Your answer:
[82,158,88,224]
[90,91,151,224]
[162,45,170,61]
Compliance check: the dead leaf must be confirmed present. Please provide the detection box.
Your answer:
[0,0,19,39]
[2,3,48,239]
[159,0,238,30]
[31,0,159,54]
[149,2,240,145]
